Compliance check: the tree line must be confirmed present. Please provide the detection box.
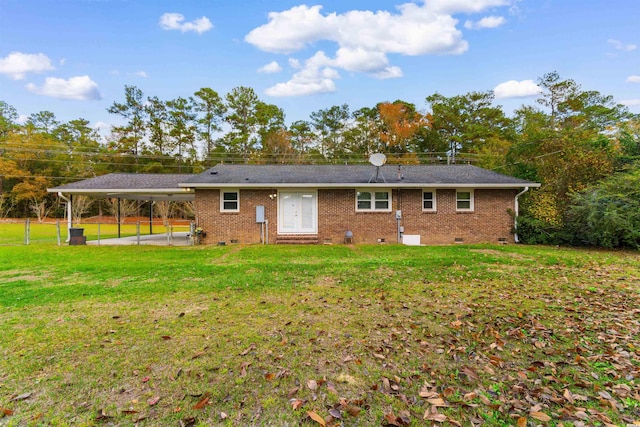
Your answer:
[1,72,639,247]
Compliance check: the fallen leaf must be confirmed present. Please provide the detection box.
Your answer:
[463,391,477,401]
[240,343,256,356]
[191,351,205,360]
[180,417,197,427]
[148,396,160,406]
[443,387,455,397]
[461,366,479,381]
[220,412,228,420]
[530,411,551,422]
[287,386,299,398]
[193,393,210,410]
[346,405,361,417]
[423,412,447,422]
[95,409,113,421]
[385,412,403,426]
[142,376,150,383]
[161,335,171,340]
[329,408,342,419]
[1,408,14,417]
[426,397,447,407]
[517,417,527,427]
[290,398,306,410]
[10,392,32,402]
[307,410,326,426]
[307,379,318,391]
[264,372,276,381]
[563,388,575,404]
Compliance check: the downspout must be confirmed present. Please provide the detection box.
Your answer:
[57,192,72,242]
[514,187,529,243]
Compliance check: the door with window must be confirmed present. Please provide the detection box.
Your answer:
[278,191,317,234]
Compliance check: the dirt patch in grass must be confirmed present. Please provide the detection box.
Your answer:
[0,269,48,283]
[470,248,534,261]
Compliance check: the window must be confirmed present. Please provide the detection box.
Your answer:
[423,190,436,212]
[456,190,474,212]
[356,190,391,211]
[220,190,239,212]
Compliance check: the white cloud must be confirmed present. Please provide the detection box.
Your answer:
[464,16,506,30]
[425,0,511,14]
[0,52,54,80]
[608,39,637,52]
[159,13,213,34]
[258,61,282,73]
[626,75,640,83]
[134,71,148,78]
[288,58,302,69]
[374,66,403,79]
[26,75,101,100]
[247,1,515,96]
[493,79,541,98]
[620,99,640,107]
[265,51,338,97]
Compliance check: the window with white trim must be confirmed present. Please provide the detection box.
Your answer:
[220,189,239,212]
[456,190,474,212]
[356,190,391,211]
[422,190,436,212]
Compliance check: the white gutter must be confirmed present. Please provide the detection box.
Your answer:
[57,192,72,242]
[513,187,529,243]
[181,183,541,190]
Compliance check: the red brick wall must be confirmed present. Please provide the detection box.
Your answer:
[195,188,517,245]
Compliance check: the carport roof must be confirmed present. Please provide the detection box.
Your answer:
[48,173,195,201]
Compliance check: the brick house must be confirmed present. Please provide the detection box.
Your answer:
[182,164,539,245]
[49,163,539,245]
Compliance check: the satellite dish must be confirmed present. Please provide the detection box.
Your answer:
[369,153,387,167]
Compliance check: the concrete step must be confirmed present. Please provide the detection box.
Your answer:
[275,235,319,245]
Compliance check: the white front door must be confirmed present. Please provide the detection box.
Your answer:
[278,191,317,234]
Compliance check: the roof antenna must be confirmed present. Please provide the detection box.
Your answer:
[368,153,387,183]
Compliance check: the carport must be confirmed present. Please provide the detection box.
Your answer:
[48,173,195,243]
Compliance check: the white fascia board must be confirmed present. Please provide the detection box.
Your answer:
[48,188,194,194]
[181,182,540,189]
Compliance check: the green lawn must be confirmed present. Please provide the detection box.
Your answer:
[0,244,638,426]
[0,221,191,246]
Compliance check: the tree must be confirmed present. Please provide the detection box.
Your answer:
[508,73,631,243]
[193,88,226,161]
[107,85,148,166]
[224,86,260,163]
[12,176,55,222]
[309,104,350,159]
[344,107,381,157]
[377,101,429,159]
[26,111,59,133]
[425,91,512,165]
[54,118,105,179]
[615,116,640,167]
[145,96,171,156]
[566,163,640,248]
[166,96,197,171]
[0,101,19,139]
[289,120,315,155]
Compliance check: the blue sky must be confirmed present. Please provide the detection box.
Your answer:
[1,0,638,135]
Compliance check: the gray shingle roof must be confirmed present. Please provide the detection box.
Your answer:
[183,164,538,188]
[50,173,194,191]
